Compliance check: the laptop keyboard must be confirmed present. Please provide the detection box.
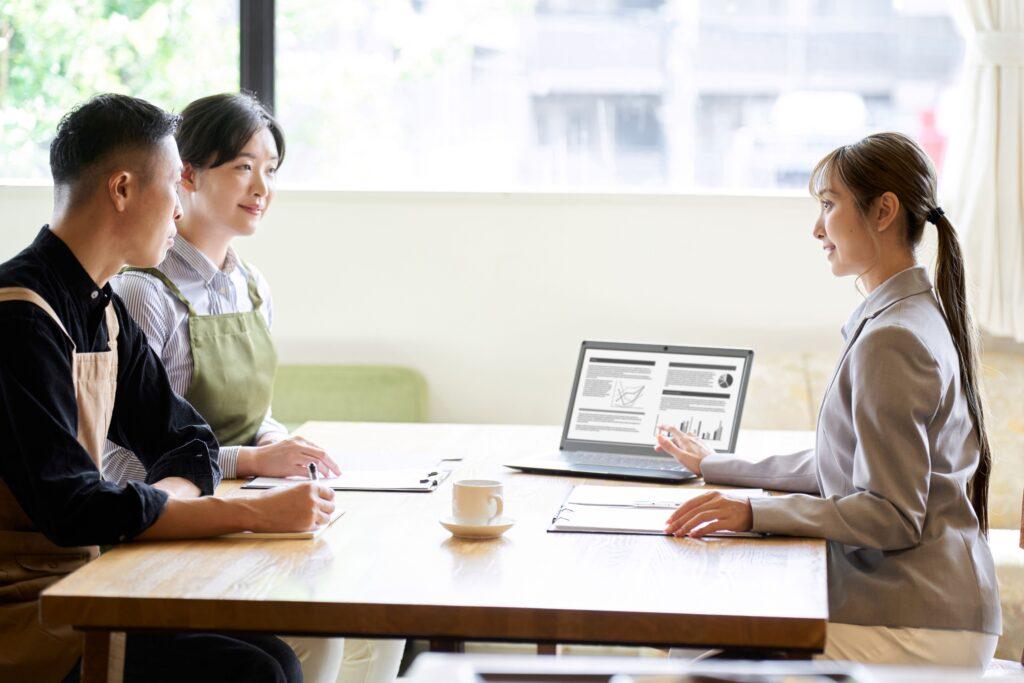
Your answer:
[563,451,686,472]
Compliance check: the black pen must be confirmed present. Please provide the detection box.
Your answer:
[308,462,318,481]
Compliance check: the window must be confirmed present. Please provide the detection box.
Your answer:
[276,0,963,191]
[0,1,238,181]
[1,0,963,192]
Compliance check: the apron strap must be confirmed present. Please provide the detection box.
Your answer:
[103,301,119,350]
[120,267,197,316]
[0,287,77,351]
[239,260,265,310]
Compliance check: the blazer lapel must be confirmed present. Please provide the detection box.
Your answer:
[815,266,935,425]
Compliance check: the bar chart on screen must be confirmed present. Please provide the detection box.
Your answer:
[679,417,724,441]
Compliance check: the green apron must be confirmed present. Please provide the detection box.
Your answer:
[128,265,277,447]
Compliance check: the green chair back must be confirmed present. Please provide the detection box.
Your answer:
[271,365,428,430]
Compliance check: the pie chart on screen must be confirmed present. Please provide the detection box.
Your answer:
[717,373,734,388]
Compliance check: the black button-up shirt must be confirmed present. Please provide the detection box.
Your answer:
[0,227,220,546]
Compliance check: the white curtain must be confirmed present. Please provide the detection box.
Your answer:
[942,0,1024,342]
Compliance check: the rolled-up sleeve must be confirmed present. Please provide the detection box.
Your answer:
[0,310,169,545]
[749,325,939,551]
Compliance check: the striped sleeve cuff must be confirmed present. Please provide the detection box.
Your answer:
[218,445,241,480]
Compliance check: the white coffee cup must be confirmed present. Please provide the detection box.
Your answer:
[452,479,504,525]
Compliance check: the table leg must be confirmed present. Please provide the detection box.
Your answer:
[537,643,557,655]
[428,639,465,653]
[79,630,126,683]
[80,630,112,683]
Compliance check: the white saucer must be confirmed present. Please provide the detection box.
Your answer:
[440,516,515,539]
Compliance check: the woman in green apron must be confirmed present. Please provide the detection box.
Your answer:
[103,93,405,683]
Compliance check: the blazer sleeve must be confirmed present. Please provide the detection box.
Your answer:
[700,449,820,494]
[749,325,940,551]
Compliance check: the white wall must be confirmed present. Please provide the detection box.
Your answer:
[1,185,862,424]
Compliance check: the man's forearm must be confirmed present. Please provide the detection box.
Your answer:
[150,476,201,499]
[136,496,249,540]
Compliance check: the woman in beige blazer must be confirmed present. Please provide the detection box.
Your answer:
[656,132,1000,668]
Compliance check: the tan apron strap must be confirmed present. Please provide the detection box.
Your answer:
[103,301,119,349]
[0,287,76,349]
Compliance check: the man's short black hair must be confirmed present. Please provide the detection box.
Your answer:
[49,93,180,188]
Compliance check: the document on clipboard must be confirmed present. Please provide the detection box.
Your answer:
[549,484,766,538]
[241,469,450,493]
[219,507,346,540]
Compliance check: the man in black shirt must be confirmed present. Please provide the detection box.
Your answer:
[0,95,334,682]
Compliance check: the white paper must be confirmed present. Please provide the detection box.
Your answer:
[242,469,448,492]
[551,504,761,538]
[567,484,765,508]
[220,508,346,540]
[325,450,460,471]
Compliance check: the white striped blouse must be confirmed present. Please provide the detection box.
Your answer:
[102,236,286,483]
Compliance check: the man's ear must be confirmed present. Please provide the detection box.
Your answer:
[108,170,132,213]
[874,191,901,233]
[180,162,198,192]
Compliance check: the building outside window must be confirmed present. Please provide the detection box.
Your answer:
[1,0,963,192]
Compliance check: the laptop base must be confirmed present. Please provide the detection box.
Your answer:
[505,460,698,483]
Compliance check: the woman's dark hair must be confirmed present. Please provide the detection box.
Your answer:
[809,132,992,534]
[50,93,179,188]
[176,92,285,170]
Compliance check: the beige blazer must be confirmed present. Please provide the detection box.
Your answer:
[702,266,1001,635]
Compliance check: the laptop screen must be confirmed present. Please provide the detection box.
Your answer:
[562,342,753,454]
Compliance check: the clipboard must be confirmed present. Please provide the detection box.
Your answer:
[241,468,451,493]
[548,484,765,538]
[220,507,346,540]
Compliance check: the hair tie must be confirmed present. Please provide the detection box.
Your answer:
[926,206,945,225]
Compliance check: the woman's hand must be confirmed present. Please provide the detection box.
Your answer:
[664,490,753,538]
[237,435,341,478]
[653,425,715,476]
[242,482,336,532]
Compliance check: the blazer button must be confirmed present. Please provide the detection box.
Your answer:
[196,452,203,459]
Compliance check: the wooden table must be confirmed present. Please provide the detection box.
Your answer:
[41,423,826,682]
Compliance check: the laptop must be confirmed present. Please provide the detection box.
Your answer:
[505,340,754,483]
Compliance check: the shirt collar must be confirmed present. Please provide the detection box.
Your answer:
[35,226,113,309]
[841,265,933,341]
[170,235,240,284]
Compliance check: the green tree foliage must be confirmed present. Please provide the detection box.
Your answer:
[0,0,238,179]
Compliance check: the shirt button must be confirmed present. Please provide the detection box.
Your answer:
[91,291,99,300]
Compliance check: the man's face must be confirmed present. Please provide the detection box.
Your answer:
[123,135,183,268]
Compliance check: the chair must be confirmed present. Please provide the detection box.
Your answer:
[271,365,428,429]
[988,491,1024,672]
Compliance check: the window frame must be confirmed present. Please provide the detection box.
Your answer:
[240,0,275,112]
